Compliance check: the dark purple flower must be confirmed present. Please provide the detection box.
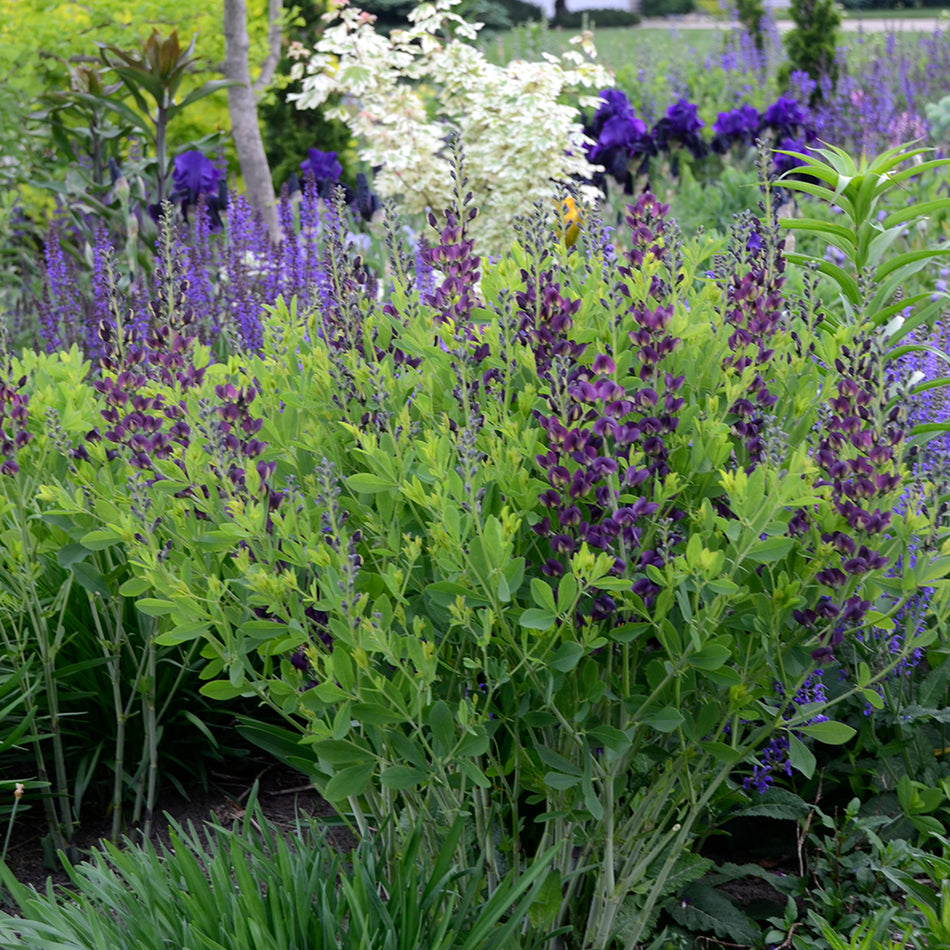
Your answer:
[169,150,228,229]
[173,150,223,199]
[763,96,811,137]
[586,90,654,191]
[301,149,343,192]
[652,98,708,160]
[664,98,704,137]
[712,104,761,153]
[351,172,381,222]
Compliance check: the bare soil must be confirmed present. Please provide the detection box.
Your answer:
[1,754,354,912]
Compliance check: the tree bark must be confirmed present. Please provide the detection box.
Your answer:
[223,0,281,242]
[254,0,284,93]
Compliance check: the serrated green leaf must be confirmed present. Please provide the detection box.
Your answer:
[668,883,758,944]
[733,787,811,821]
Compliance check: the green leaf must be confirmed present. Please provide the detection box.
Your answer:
[173,78,238,111]
[688,643,731,671]
[536,745,582,776]
[707,578,741,595]
[346,472,397,493]
[427,581,492,608]
[135,598,177,617]
[668,883,758,945]
[519,608,557,631]
[155,621,209,646]
[455,757,491,788]
[530,577,556,613]
[80,528,122,551]
[312,739,373,766]
[557,573,577,612]
[56,543,89,568]
[733,786,811,821]
[642,706,685,733]
[380,765,428,789]
[549,641,584,672]
[528,870,563,929]
[118,577,150,597]
[745,537,794,564]
[543,771,581,790]
[199,680,249,701]
[587,725,631,754]
[323,762,375,801]
[797,720,855,745]
[69,561,112,598]
[702,741,742,764]
[427,700,455,757]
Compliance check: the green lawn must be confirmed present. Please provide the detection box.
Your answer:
[484,25,726,67]
[839,5,949,16]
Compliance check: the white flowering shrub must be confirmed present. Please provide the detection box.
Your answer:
[288,0,613,251]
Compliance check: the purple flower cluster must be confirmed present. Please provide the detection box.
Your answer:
[711,104,761,154]
[422,198,481,327]
[0,373,32,476]
[796,335,907,663]
[529,194,684,615]
[299,148,343,198]
[795,29,950,157]
[746,672,829,794]
[90,328,205,470]
[721,216,786,467]
[35,159,373,360]
[585,89,817,190]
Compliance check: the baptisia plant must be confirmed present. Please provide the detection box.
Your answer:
[288,0,612,251]
[34,167,941,950]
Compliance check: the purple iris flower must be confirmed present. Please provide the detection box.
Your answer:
[711,104,761,153]
[587,90,653,191]
[763,96,811,137]
[167,150,227,229]
[665,98,704,137]
[174,150,223,198]
[653,98,708,160]
[301,149,343,197]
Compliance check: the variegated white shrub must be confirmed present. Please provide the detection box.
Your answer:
[288,0,613,251]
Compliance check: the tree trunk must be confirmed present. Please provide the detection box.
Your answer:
[254,0,284,93]
[223,0,281,242]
